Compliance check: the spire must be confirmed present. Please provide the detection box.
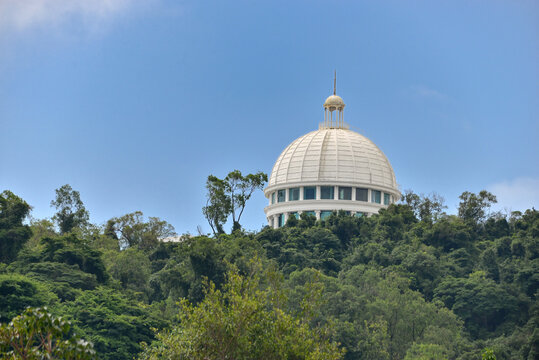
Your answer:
[333,70,336,95]
[322,71,347,129]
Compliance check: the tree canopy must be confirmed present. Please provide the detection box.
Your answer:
[50,184,89,234]
[203,170,267,234]
[139,262,345,360]
[1,187,537,360]
[0,190,32,263]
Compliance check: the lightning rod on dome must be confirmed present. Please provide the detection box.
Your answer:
[334,70,336,95]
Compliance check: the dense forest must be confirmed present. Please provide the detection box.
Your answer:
[0,183,537,359]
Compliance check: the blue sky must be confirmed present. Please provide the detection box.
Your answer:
[1,0,537,234]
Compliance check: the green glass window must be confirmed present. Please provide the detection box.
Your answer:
[321,186,334,199]
[291,212,299,219]
[271,192,275,204]
[384,193,390,205]
[304,211,316,217]
[320,211,333,220]
[304,186,316,200]
[339,187,352,200]
[372,190,381,204]
[289,188,300,201]
[277,189,286,203]
[354,212,364,218]
[356,188,368,202]
[278,214,285,227]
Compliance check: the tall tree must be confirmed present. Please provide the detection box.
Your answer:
[458,190,497,224]
[401,190,447,223]
[50,184,89,234]
[107,211,176,250]
[202,176,230,236]
[225,170,267,230]
[0,190,32,263]
[203,170,267,234]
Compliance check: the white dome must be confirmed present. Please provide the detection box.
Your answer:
[267,128,397,191]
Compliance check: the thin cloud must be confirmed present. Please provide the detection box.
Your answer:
[0,0,148,34]
[410,85,449,101]
[488,177,539,213]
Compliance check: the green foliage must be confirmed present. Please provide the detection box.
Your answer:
[0,190,32,263]
[58,287,163,360]
[7,233,109,302]
[402,190,447,223]
[40,234,109,283]
[257,226,344,276]
[106,247,151,300]
[458,190,497,224]
[107,211,176,250]
[203,175,232,235]
[404,343,449,360]
[1,189,537,359]
[434,271,523,339]
[203,170,267,234]
[23,262,97,301]
[26,218,56,249]
[0,307,95,360]
[0,273,58,323]
[481,347,496,360]
[50,184,90,234]
[149,234,264,304]
[139,262,345,360]
[287,266,464,360]
[423,216,473,251]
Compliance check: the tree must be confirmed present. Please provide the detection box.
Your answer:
[225,170,267,231]
[0,307,96,360]
[58,287,164,360]
[0,190,32,263]
[202,176,230,236]
[106,248,151,300]
[433,271,521,338]
[50,184,89,234]
[0,273,58,323]
[203,170,267,234]
[458,190,497,224]
[107,211,176,250]
[139,262,345,360]
[40,234,109,283]
[404,343,449,360]
[401,190,447,223]
[481,347,496,360]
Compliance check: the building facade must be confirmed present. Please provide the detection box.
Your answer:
[264,87,400,228]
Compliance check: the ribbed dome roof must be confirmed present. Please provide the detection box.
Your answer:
[268,128,397,190]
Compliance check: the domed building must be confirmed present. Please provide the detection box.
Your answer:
[264,83,400,228]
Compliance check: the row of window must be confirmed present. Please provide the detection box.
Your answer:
[270,186,391,205]
[273,210,365,227]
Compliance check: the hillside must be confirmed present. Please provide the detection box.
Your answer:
[0,189,537,359]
